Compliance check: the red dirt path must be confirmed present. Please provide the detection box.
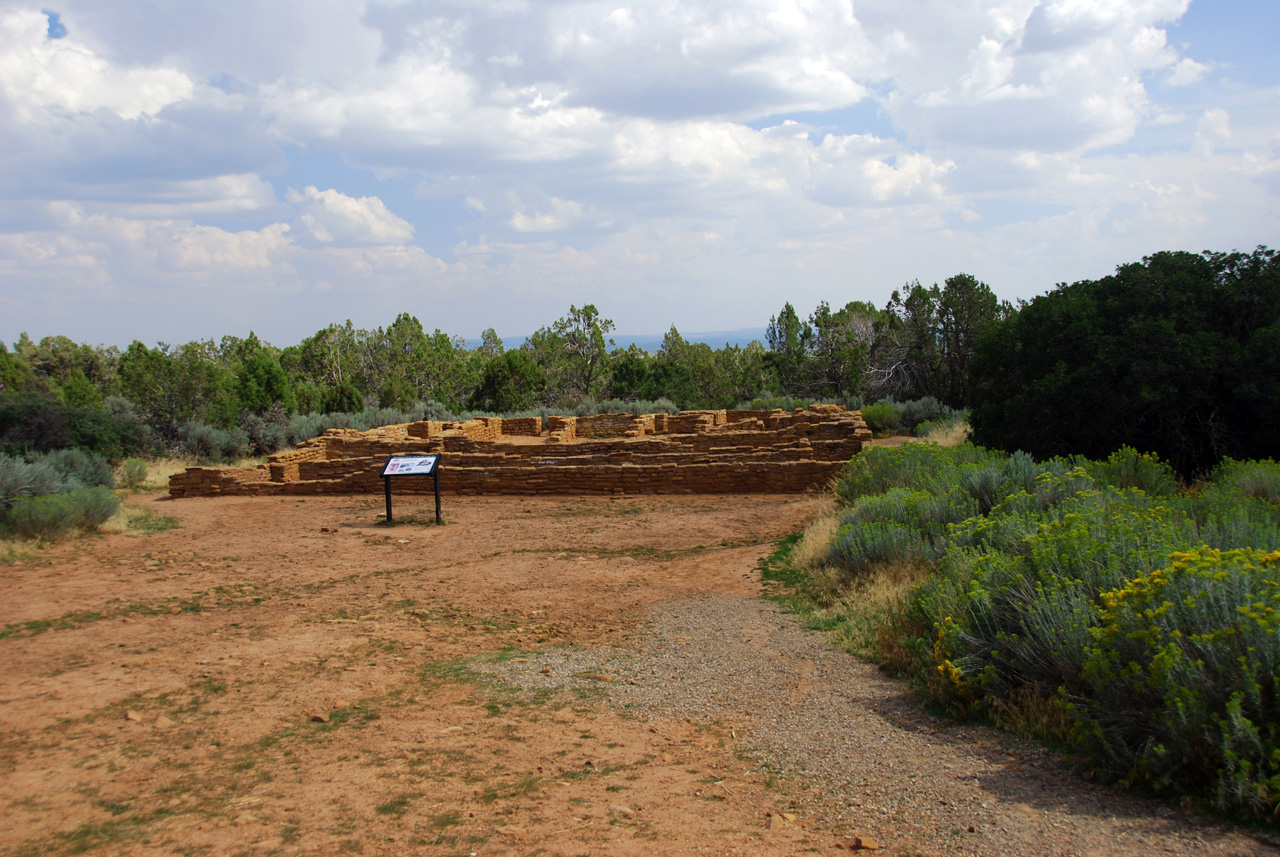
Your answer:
[1,491,832,856]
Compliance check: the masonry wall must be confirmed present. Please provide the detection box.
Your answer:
[169,406,872,498]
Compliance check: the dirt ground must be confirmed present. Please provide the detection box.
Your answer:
[1,491,841,856]
[1,490,1273,857]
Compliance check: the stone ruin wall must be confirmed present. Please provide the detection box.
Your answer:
[169,405,873,498]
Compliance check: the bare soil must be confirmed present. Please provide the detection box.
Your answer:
[0,492,1273,856]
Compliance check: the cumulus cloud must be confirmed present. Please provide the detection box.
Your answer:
[1165,56,1207,86]
[3,0,1275,346]
[154,221,292,272]
[287,186,414,245]
[808,133,956,204]
[0,9,193,121]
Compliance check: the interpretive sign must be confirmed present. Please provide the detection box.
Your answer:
[380,454,441,524]
[380,454,439,477]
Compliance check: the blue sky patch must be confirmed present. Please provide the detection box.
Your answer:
[42,9,66,39]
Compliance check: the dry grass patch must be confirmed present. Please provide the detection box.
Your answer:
[0,535,36,565]
[816,559,932,661]
[100,503,181,535]
[907,421,971,447]
[781,510,933,666]
[124,454,271,491]
[788,505,837,573]
[133,456,193,490]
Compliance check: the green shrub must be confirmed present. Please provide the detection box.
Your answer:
[835,442,1001,506]
[1001,450,1038,494]
[591,398,680,416]
[179,422,249,464]
[836,443,958,503]
[860,401,902,434]
[31,448,114,488]
[1084,446,1180,497]
[830,522,937,584]
[829,487,969,582]
[119,458,148,489]
[0,391,152,460]
[1210,459,1280,505]
[240,413,288,456]
[959,461,1004,515]
[0,454,86,508]
[71,486,120,530]
[893,397,943,431]
[0,454,33,509]
[2,493,77,539]
[1,487,118,540]
[1072,547,1280,818]
[824,440,1280,819]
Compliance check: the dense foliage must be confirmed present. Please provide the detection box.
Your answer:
[969,247,1280,478]
[0,449,119,539]
[828,443,1280,819]
[0,275,999,461]
[3,244,1276,475]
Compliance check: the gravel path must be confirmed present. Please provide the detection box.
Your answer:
[484,593,1278,856]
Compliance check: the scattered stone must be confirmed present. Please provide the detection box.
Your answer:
[169,606,182,614]
[850,837,879,850]
[310,712,330,723]
[125,710,143,722]
[155,715,176,728]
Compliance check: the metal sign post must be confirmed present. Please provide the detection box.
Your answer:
[379,454,441,524]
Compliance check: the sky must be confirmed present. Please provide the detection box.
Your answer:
[0,0,1277,349]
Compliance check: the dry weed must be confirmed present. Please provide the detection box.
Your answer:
[853,559,932,607]
[790,509,839,572]
[99,505,132,534]
[136,456,193,490]
[0,536,35,564]
[989,684,1071,744]
[808,559,934,663]
[905,421,971,448]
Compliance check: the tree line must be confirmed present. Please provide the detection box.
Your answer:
[0,272,1005,443]
[3,245,1277,476]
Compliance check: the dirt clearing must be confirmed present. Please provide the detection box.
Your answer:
[0,493,1272,856]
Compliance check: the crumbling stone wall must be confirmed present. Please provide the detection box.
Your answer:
[502,417,542,436]
[573,413,655,438]
[169,406,872,498]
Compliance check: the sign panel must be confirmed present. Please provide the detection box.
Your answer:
[380,454,439,477]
